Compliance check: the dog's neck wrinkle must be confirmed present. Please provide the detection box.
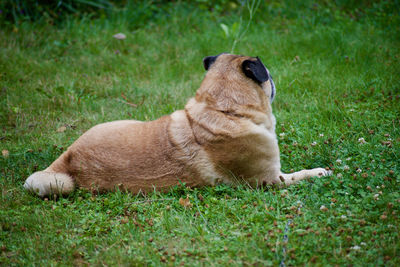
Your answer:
[217,110,244,118]
[198,84,261,110]
[195,89,273,127]
[183,109,203,146]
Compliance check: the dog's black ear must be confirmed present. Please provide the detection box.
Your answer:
[242,57,269,84]
[203,55,218,71]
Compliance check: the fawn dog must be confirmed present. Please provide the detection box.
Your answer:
[24,53,331,197]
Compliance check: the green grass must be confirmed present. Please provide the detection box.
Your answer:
[1,1,400,266]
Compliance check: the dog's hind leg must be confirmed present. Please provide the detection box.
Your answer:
[24,171,74,197]
[278,168,332,185]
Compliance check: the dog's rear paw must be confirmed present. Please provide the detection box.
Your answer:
[24,171,74,197]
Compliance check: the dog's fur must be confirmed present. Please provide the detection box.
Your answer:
[24,53,331,197]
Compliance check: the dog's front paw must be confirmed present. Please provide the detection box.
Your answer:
[313,168,332,177]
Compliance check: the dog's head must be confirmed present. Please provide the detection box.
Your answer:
[196,53,275,113]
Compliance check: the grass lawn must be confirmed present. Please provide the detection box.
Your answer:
[1,1,399,266]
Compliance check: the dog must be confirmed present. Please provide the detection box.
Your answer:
[24,53,331,197]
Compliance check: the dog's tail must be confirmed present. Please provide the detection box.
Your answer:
[24,170,74,197]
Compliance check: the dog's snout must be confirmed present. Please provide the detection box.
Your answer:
[269,76,276,103]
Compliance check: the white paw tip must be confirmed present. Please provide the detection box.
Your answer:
[317,169,332,177]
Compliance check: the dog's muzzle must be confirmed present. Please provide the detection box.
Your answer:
[269,76,275,103]
[262,66,275,103]
[262,75,275,103]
